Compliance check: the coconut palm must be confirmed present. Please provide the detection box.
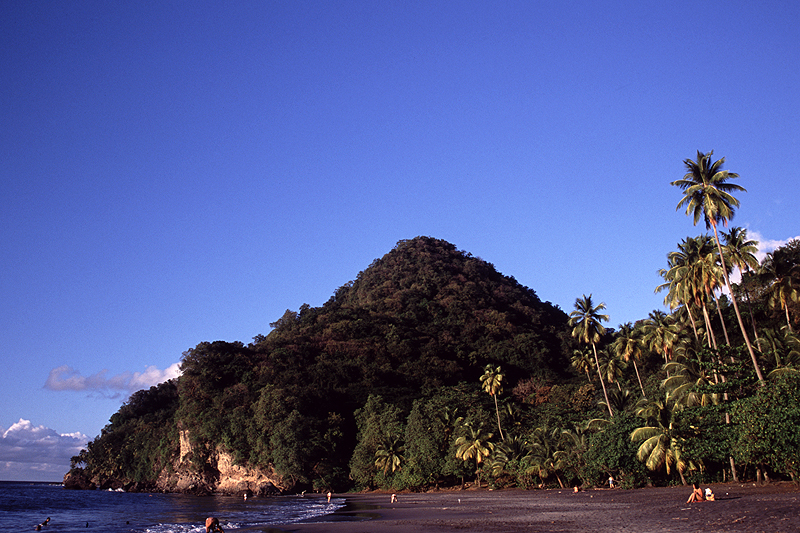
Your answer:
[599,387,637,415]
[613,323,647,397]
[641,310,679,366]
[656,236,719,345]
[480,364,505,441]
[722,227,761,339]
[527,426,568,488]
[374,433,404,474]
[455,422,494,487]
[662,355,720,407]
[631,397,696,485]
[760,328,800,377]
[760,248,800,334]
[571,348,595,384]
[671,150,764,383]
[569,295,613,417]
[657,261,700,342]
[599,347,627,390]
[683,236,727,348]
[489,433,532,476]
[560,425,590,481]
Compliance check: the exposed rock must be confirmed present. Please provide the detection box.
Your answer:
[63,469,96,490]
[66,429,289,495]
[213,448,284,495]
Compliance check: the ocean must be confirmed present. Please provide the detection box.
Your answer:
[0,482,347,533]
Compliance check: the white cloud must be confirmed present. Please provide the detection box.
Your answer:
[0,419,88,481]
[747,230,800,263]
[44,363,181,396]
[723,230,800,286]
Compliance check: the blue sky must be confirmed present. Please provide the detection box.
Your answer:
[1,1,798,481]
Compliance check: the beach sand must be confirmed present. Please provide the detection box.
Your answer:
[276,482,800,533]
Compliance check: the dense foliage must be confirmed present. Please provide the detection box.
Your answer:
[69,174,800,492]
[71,237,579,491]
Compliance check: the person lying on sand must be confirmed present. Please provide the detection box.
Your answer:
[687,483,705,503]
[205,517,224,533]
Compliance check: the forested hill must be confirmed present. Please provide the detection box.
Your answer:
[69,236,574,492]
[263,236,571,392]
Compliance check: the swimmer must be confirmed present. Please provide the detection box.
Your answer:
[327,491,332,503]
[205,517,224,533]
[390,493,397,503]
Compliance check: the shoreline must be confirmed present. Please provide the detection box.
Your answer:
[276,482,800,533]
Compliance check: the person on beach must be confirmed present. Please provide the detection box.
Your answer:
[205,517,224,533]
[687,483,705,503]
[608,475,614,488]
[705,488,715,501]
[391,493,397,503]
[327,491,332,503]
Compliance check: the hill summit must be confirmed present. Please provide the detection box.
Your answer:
[68,236,572,493]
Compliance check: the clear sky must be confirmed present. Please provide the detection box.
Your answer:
[2,1,798,481]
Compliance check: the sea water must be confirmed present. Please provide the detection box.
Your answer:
[0,482,345,533]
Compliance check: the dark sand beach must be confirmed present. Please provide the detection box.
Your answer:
[278,483,800,533]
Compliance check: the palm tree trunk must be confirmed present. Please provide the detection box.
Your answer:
[686,305,700,342]
[711,291,732,345]
[711,224,765,383]
[633,360,646,398]
[493,394,505,441]
[729,456,739,482]
[701,304,718,350]
[785,303,794,334]
[741,271,760,341]
[592,343,613,418]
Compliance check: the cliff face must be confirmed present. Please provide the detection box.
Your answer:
[66,428,285,495]
[153,429,285,495]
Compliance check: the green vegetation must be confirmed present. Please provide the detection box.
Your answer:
[70,153,800,492]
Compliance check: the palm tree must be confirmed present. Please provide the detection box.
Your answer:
[656,236,718,345]
[613,323,647,397]
[760,248,800,334]
[560,425,590,482]
[657,263,699,342]
[455,422,494,487]
[599,347,627,390]
[599,387,637,415]
[489,433,532,477]
[722,227,761,339]
[480,364,505,441]
[374,433,404,475]
[760,328,800,378]
[569,295,613,417]
[641,310,679,365]
[662,355,720,407]
[571,348,595,384]
[631,397,696,485]
[671,150,765,383]
[528,426,568,488]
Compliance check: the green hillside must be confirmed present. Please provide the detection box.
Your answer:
[69,237,575,491]
[67,235,800,493]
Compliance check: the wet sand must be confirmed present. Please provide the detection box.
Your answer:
[277,483,800,533]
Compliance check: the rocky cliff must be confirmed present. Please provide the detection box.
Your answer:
[65,428,285,495]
